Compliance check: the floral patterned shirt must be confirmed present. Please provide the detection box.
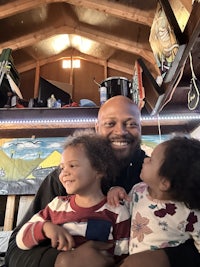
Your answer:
[128,182,200,254]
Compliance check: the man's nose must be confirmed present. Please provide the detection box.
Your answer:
[114,123,127,134]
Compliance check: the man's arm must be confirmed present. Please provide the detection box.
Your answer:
[164,239,200,267]
[119,239,200,267]
[119,249,170,267]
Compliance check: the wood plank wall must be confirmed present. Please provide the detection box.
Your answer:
[19,59,132,105]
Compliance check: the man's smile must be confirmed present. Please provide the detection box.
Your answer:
[111,141,129,147]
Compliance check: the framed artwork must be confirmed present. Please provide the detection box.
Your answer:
[0,137,65,195]
[0,134,172,195]
[149,2,180,78]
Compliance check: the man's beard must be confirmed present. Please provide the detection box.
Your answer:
[113,140,141,169]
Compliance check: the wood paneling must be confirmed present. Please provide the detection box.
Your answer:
[20,59,131,105]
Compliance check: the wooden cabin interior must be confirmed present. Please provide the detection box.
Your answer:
[0,1,200,259]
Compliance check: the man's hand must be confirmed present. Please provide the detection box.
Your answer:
[55,240,115,267]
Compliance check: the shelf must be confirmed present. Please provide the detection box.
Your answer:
[0,107,199,137]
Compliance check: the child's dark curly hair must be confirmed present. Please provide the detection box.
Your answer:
[63,131,118,195]
[159,136,200,210]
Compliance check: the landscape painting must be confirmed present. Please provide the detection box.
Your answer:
[0,134,171,195]
[0,137,67,195]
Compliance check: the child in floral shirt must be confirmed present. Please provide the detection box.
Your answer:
[108,136,200,254]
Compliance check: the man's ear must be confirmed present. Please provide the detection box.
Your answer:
[159,177,170,192]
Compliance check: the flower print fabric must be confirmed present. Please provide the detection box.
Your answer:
[131,212,153,242]
[128,182,200,254]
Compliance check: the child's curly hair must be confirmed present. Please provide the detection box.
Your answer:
[159,136,200,210]
[63,130,118,194]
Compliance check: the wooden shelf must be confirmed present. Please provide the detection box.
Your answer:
[0,107,99,138]
[0,107,199,137]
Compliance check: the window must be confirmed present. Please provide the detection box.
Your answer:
[62,59,80,69]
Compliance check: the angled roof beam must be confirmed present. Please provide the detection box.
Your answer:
[0,24,158,73]
[16,48,134,75]
[0,0,153,26]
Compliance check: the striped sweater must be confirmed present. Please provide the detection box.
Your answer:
[16,195,130,256]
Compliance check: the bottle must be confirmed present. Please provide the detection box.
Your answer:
[11,95,17,107]
[99,86,107,105]
[47,94,56,108]
[55,99,61,108]
[28,98,34,108]
[4,92,13,108]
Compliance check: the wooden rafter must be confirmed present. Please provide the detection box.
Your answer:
[0,0,154,26]
[0,24,159,75]
[16,48,134,75]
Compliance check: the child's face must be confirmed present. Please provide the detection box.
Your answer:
[140,143,166,190]
[59,145,101,195]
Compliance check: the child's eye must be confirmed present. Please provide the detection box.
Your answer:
[70,164,77,168]
[59,164,64,171]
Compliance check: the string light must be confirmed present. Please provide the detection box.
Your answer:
[0,118,96,124]
[0,114,199,125]
[141,114,200,121]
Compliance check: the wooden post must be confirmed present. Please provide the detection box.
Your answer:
[104,60,108,79]
[4,195,16,231]
[69,56,74,99]
[34,61,40,98]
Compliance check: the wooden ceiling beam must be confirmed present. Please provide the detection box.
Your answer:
[16,48,133,75]
[0,0,153,26]
[75,25,157,66]
[0,25,151,59]
[177,0,192,13]
[0,25,73,51]
[0,23,158,74]
[62,0,154,26]
[107,62,133,76]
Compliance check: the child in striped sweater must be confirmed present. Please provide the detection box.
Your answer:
[16,132,130,262]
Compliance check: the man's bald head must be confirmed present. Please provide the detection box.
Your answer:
[97,95,141,126]
[96,95,141,163]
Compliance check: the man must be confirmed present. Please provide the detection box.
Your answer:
[5,96,200,267]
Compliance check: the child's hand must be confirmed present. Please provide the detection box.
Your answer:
[43,222,75,251]
[107,186,130,207]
